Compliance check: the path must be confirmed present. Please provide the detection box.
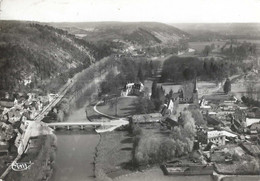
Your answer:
[93,101,117,119]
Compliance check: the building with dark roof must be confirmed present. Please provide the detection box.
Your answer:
[0,98,15,108]
[178,78,198,105]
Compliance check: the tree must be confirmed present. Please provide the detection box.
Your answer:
[151,80,157,99]
[190,108,206,126]
[109,96,119,116]
[152,86,165,111]
[137,66,144,83]
[223,78,231,94]
[166,89,173,99]
[0,122,15,141]
[183,68,195,80]
[203,45,211,56]
[135,97,155,114]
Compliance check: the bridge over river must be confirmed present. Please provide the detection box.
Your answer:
[47,119,129,133]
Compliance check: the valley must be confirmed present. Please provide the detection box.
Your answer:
[1,20,260,181]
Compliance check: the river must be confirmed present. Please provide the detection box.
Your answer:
[50,106,100,181]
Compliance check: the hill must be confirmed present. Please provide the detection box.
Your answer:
[172,23,260,41]
[49,22,189,50]
[0,21,104,93]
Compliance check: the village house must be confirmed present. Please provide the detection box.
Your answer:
[206,130,238,146]
[23,108,38,120]
[30,100,43,111]
[207,130,226,146]
[163,116,179,130]
[0,97,17,109]
[223,96,238,103]
[38,95,50,106]
[249,122,260,134]
[27,93,37,101]
[245,117,260,127]
[247,107,260,119]
[7,108,23,124]
[121,82,144,97]
[161,93,179,116]
[199,99,211,109]
[0,140,9,154]
[236,102,248,110]
[206,115,224,126]
[220,103,237,111]
[19,120,29,133]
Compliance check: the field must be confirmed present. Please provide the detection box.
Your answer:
[188,41,226,52]
[230,74,260,100]
[95,131,134,178]
[237,39,260,55]
[96,97,138,117]
[95,123,173,179]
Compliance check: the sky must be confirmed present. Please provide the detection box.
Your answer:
[0,0,260,23]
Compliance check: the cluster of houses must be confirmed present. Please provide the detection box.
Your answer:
[0,92,56,154]
[128,76,260,164]
[196,91,260,163]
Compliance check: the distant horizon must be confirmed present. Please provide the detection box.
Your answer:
[1,19,260,24]
[1,0,260,23]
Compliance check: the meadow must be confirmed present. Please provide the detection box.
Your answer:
[188,41,226,52]
[237,39,260,55]
[97,96,138,117]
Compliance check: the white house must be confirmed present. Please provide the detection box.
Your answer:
[246,118,260,127]
[121,82,144,97]
[207,130,226,146]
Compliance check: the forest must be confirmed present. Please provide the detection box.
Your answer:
[160,56,252,83]
[0,21,111,93]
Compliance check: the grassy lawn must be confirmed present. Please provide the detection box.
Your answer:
[95,124,172,179]
[97,97,138,117]
[96,131,134,178]
[85,102,111,122]
[189,41,226,52]
[237,39,260,56]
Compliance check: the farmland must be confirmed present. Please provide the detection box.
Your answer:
[188,41,226,52]
[237,39,260,55]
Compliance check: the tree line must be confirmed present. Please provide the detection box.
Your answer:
[160,56,249,83]
[99,58,158,95]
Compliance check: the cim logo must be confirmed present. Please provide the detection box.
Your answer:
[11,161,33,171]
